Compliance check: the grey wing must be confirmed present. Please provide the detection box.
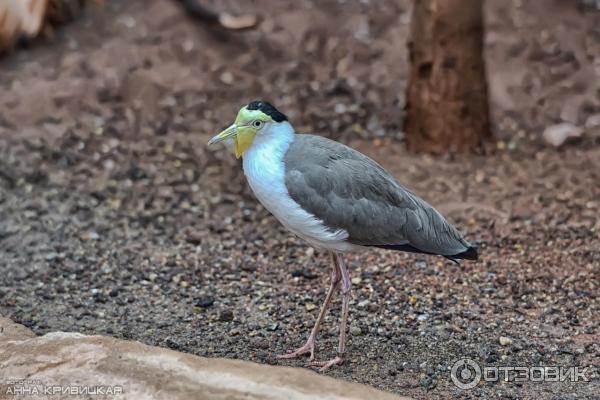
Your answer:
[283,135,471,256]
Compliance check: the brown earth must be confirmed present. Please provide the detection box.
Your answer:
[1,1,599,399]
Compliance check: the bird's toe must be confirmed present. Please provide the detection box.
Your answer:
[309,355,344,372]
[275,339,316,360]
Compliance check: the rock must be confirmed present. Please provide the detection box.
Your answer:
[80,231,100,241]
[291,269,318,280]
[542,123,583,147]
[0,318,409,400]
[219,71,234,85]
[185,233,203,245]
[499,336,513,346]
[350,323,362,336]
[419,375,437,391]
[218,309,234,322]
[584,114,600,129]
[0,317,36,342]
[416,314,429,322]
[357,300,370,309]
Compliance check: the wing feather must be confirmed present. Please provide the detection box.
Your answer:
[283,135,470,256]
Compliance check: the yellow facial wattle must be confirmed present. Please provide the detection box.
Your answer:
[208,105,275,158]
[234,128,256,159]
[231,107,273,158]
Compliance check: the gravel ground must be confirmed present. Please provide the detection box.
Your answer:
[1,1,600,399]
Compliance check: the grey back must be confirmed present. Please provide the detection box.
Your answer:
[283,134,469,256]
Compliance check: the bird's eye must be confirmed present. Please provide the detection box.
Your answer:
[252,120,263,128]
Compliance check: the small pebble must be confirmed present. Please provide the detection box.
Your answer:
[499,336,513,346]
[350,324,362,336]
[291,269,318,280]
[218,310,234,322]
[357,300,370,308]
[80,231,100,241]
[220,71,234,85]
[196,296,215,308]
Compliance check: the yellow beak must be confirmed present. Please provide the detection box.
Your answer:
[208,124,238,146]
[208,123,256,159]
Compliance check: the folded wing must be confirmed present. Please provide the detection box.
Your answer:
[284,134,474,258]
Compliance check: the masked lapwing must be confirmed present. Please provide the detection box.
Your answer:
[208,101,478,370]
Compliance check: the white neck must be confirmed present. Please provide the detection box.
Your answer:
[241,122,352,252]
[245,121,295,156]
[242,121,294,189]
[241,121,295,228]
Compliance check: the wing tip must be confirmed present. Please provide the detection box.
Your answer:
[372,243,479,262]
[451,245,479,261]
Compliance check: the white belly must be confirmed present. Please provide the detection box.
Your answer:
[242,127,357,252]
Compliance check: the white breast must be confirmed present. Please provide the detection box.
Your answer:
[242,123,357,252]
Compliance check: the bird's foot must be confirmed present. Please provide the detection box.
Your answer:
[309,355,344,372]
[276,337,316,361]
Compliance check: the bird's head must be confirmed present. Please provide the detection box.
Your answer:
[208,101,288,158]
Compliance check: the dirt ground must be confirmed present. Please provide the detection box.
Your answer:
[1,1,599,399]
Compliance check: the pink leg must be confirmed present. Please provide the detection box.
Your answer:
[277,252,341,361]
[310,253,352,371]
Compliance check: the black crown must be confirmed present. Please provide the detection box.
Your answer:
[246,101,288,122]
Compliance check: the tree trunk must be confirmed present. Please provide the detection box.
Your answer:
[405,0,490,154]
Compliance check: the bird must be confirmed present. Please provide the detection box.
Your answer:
[208,101,478,371]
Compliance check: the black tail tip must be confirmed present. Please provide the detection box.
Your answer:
[455,246,479,261]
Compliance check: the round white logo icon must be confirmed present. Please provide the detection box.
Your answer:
[451,358,482,389]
